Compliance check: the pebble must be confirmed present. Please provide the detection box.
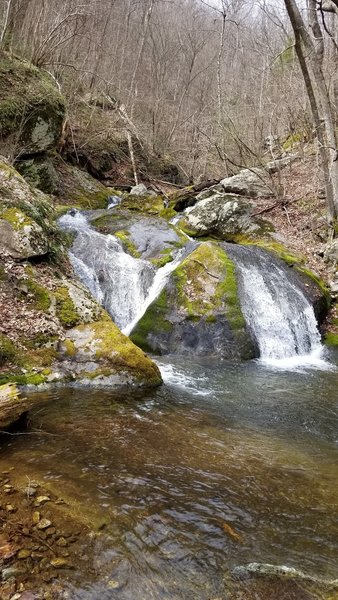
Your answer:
[34,496,50,506]
[56,537,68,547]
[6,504,16,512]
[45,527,56,537]
[2,566,24,581]
[36,519,52,530]
[32,512,40,524]
[17,549,31,559]
[50,557,69,568]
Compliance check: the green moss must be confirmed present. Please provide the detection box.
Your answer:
[324,332,338,346]
[0,207,33,230]
[0,334,18,366]
[55,286,80,327]
[282,133,302,151]
[159,207,177,220]
[0,372,47,386]
[115,230,141,258]
[0,265,7,281]
[20,279,51,312]
[0,54,65,147]
[151,247,174,268]
[83,321,162,384]
[218,250,246,330]
[130,289,173,352]
[63,339,76,357]
[295,266,330,308]
[121,195,164,214]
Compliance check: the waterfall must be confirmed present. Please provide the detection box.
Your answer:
[226,244,323,364]
[58,211,182,333]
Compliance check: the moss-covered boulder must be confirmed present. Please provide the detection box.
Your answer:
[180,192,274,239]
[0,383,29,428]
[0,54,65,157]
[0,160,161,389]
[0,206,49,259]
[131,242,256,359]
[58,318,162,386]
[220,167,272,197]
[0,157,66,260]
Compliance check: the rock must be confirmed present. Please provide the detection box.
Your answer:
[32,512,40,525]
[129,183,148,196]
[232,563,338,589]
[265,154,299,173]
[49,558,70,568]
[220,168,272,197]
[17,549,31,559]
[0,55,65,157]
[131,242,256,359]
[0,207,48,259]
[0,384,30,430]
[36,519,52,530]
[324,239,338,265]
[2,566,25,581]
[34,496,50,506]
[58,318,162,387]
[181,193,273,240]
[0,54,65,155]
[90,209,185,262]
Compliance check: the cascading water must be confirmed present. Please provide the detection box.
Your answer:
[58,210,183,333]
[226,244,323,365]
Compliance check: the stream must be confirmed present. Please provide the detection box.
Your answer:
[1,352,338,598]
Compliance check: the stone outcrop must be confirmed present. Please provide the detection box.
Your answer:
[0,159,162,390]
[180,192,274,239]
[0,54,65,157]
[130,242,256,359]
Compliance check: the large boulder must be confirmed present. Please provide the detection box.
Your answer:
[0,54,65,157]
[0,384,30,428]
[180,193,274,240]
[219,168,272,197]
[58,319,161,386]
[130,242,256,359]
[90,209,187,264]
[0,161,162,388]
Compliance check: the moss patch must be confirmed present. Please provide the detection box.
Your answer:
[0,207,33,230]
[120,195,164,214]
[55,286,80,328]
[0,334,18,367]
[20,279,51,312]
[130,289,172,352]
[324,332,338,346]
[115,230,141,258]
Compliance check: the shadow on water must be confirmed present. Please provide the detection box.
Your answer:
[1,351,338,599]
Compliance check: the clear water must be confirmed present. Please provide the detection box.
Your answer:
[1,352,338,598]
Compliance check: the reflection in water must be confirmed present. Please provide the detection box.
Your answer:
[1,353,338,598]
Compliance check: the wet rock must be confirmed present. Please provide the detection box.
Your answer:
[34,496,50,506]
[2,566,25,581]
[17,549,31,559]
[131,241,256,359]
[49,557,70,568]
[36,519,52,530]
[32,512,40,525]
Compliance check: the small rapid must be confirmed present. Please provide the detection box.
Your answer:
[226,244,326,368]
[58,210,183,333]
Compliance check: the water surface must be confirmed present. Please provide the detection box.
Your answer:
[1,352,338,598]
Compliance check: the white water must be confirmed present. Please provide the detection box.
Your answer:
[122,250,184,335]
[59,211,183,332]
[229,245,325,368]
[59,210,329,368]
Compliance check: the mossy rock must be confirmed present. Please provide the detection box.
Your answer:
[131,241,255,359]
[120,194,165,214]
[59,319,162,386]
[0,54,65,156]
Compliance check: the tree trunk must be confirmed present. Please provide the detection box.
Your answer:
[284,0,338,223]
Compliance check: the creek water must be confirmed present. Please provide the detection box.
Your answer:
[1,352,338,598]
